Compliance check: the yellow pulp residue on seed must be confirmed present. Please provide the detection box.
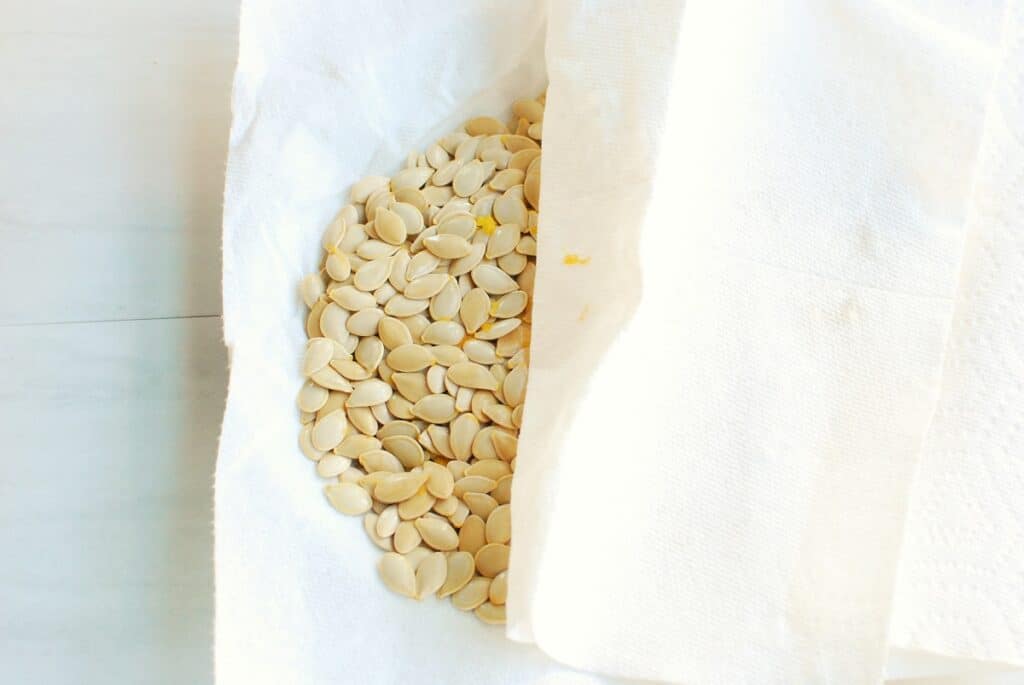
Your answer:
[563,253,590,266]
[489,302,500,316]
[480,322,493,333]
[475,215,497,235]
[528,225,538,238]
[326,244,339,255]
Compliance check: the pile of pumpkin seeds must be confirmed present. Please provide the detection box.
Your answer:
[296,94,543,625]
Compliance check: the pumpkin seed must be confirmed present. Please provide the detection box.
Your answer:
[412,394,457,424]
[458,515,487,555]
[398,488,436,520]
[474,602,506,624]
[452,577,490,611]
[438,552,475,598]
[424,234,472,259]
[485,504,511,544]
[415,517,459,551]
[393,521,422,554]
[375,472,429,503]
[415,552,447,599]
[378,552,416,597]
[471,264,517,294]
[324,482,371,515]
[465,117,507,136]
[464,492,498,519]
[347,406,379,435]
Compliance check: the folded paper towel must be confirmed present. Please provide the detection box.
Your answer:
[217,0,1023,683]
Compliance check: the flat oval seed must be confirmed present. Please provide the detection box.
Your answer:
[493,189,528,226]
[423,461,455,499]
[489,168,525,192]
[306,299,327,338]
[458,515,487,555]
[493,291,528,318]
[509,148,541,172]
[474,543,510,578]
[301,273,325,308]
[324,482,371,515]
[386,344,434,372]
[488,571,508,605]
[404,273,450,299]
[438,551,475,598]
[436,213,476,239]
[412,394,457,423]
[426,364,446,394]
[465,459,511,480]
[498,250,528,276]
[378,316,413,350]
[392,372,429,403]
[297,381,329,413]
[449,413,480,461]
[299,424,326,460]
[376,505,400,537]
[374,207,407,245]
[376,420,419,440]
[311,409,348,451]
[387,394,415,420]
[391,166,433,192]
[482,403,515,428]
[474,318,522,340]
[465,117,507,136]
[452,160,488,197]
[415,517,459,551]
[485,504,511,544]
[449,242,486,277]
[358,449,404,474]
[398,488,436,520]
[374,472,429,503]
[471,264,517,295]
[424,234,472,259]
[429,279,463,321]
[330,285,377,311]
[460,288,490,333]
[474,602,506,625]
[447,362,499,390]
[346,379,393,407]
[353,257,391,291]
[426,425,454,459]
[393,521,422,554]
[491,431,518,462]
[485,224,520,259]
[325,252,351,281]
[429,345,467,366]
[346,308,385,336]
[406,251,440,281]
[421,321,465,346]
[383,295,430,318]
[451,577,491,611]
[319,303,350,344]
[454,475,497,496]
[378,552,416,598]
[464,492,498,519]
[354,337,384,371]
[378,436,421,466]
[503,365,528,407]
[335,434,380,459]
[347,406,378,435]
[415,552,448,599]
[401,315,430,342]
[363,512,393,551]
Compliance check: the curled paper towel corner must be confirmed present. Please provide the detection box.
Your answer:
[218,0,1024,683]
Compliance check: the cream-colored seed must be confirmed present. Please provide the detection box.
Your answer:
[423,461,455,499]
[311,410,348,451]
[398,488,436,520]
[378,316,413,350]
[301,273,326,308]
[438,552,475,598]
[424,234,472,259]
[393,521,422,554]
[471,264,517,295]
[412,394,457,424]
[299,424,326,461]
[378,552,417,597]
[403,545,432,570]
[465,459,511,480]
[474,602,506,625]
[363,512,394,551]
[335,433,380,458]
[375,472,429,503]
[488,572,508,605]
[458,515,487,555]
[297,380,329,413]
[426,424,454,459]
[415,517,459,551]
[415,552,448,599]
[474,543,510,577]
[376,420,419,440]
[386,344,434,372]
[380,435,424,469]
[376,505,400,537]
[384,295,430,318]
[347,379,393,407]
[464,492,498,519]
[447,362,499,390]
[316,454,352,478]
[448,500,471,527]
[324,482,372,515]
[451,577,491,611]
[485,504,511,544]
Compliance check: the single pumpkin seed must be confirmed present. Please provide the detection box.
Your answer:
[471,264,517,294]
[383,295,430,317]
[424,234,472,259]
[485,504,511,544]
[347,406,378,435]
[474,602,506,624]
[393,521,422,554]
[398,488,436,520]
[458,515,487,555]
[412,394,457,423]
[464,492,498,519]
[387,344,434,372]
[375,472,429,503]
[378,552,416,597]
[451,577,491,610]
[415,517,459,551]
[415,552,447,599]
[447,362,499,390]
[324,482,371,515]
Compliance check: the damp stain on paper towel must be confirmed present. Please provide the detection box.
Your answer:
[578,304,590,321]
[563,253,590,265]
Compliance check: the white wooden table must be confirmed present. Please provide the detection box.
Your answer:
[0,2,237,683]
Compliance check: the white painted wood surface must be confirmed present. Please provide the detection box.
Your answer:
[0,2,236,683]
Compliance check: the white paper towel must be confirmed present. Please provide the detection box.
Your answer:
[512,0,1019,683]
[218,0,1024,683]
[889,0,1024,668]
[217,0,628,683]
